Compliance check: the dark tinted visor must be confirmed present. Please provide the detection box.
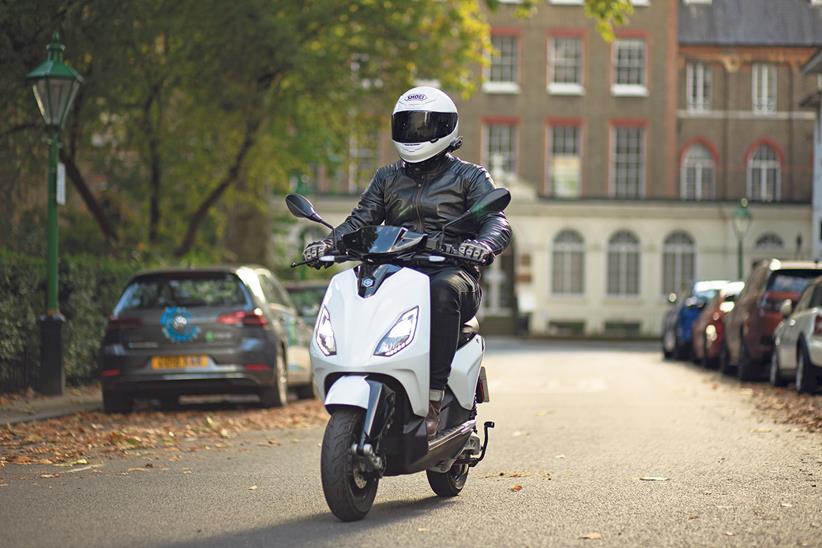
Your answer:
[392,111,457,144]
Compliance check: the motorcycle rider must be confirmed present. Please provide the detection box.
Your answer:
[303,86,511,438]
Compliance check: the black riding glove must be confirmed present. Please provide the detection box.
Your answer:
[457,240,493,265]
[303,240,332,268]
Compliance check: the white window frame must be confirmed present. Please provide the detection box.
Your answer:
[612,39,648,97]
[552,230,585,296]
[546,124,582,197]
[611,126,645,198]
[484,35,520,94]
[548,37,584,95]
[483,123,518,178]
[662,232,696,296]
[680,144,715,200]
[686,62,711,112]
[752,63,777,114]
[747,145,781,202]
[607,231,641,297]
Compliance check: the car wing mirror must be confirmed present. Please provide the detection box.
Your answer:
[667,292,677,305]
[779,299,793,318]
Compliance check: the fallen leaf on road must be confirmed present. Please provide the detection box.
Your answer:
[510,484,523,492]
[725,531,734,537]
[417,528,429,532]
[248,485,257,491]
[688,514,699,520]
[639,476,669,481]
[126,467,149,473]
[512,430,527,437]
[54,458,88,467]
[555,454,566,459]
[811,522,819,528]
[39,473,59,478]
[751,427,772,433]
[580,532,602,540]
[780,502,793,508]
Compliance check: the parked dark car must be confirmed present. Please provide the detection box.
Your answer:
[661,280,728,360]
[99,266,314,413]
[284,280,329,323]
[722,259,822,381]
[691,281,744,368]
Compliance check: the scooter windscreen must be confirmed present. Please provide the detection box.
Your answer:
[341,226,427,256]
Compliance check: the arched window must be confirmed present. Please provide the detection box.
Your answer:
[662,231,696,295]
[680,144,715,200]
[755,233,784,251]
[552,230,585,295]
[607,231,640,296]
[747,144,780,202]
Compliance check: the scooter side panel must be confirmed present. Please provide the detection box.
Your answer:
[311,268,432,417]
[448,336,484,410]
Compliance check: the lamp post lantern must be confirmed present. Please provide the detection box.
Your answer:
[732,198,752,280]
[26,33,83,395]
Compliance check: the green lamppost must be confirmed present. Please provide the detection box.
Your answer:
[732,198,752,280]
[26,33,83,395]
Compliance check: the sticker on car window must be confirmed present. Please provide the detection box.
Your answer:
[161,306,201,343]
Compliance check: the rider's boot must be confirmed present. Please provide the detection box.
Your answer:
[426,389,445,439]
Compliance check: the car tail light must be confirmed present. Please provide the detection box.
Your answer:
[100,369,120,377]
[814,315,822,335]
[217,308,268,327]
[106,316,142,332]
[244,363,270,372]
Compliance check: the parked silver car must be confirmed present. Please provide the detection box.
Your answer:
[99,266,314,413]
[771,275,822,393]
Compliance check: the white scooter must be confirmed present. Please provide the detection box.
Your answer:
[285,189,510,521]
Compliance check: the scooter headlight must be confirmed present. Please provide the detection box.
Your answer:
[374,307,419,357]
[315,306,336,356]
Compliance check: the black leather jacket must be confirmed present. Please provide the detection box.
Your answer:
[331,154,512,266]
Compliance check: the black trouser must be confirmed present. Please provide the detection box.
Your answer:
[424,267,482,392]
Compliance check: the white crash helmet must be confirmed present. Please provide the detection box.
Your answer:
[391,86,459,163]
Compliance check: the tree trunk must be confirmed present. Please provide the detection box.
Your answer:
[173,119,260,258]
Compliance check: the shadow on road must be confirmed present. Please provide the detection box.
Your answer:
[161,495,457,547]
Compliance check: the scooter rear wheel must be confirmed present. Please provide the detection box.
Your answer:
[426,464,469,497]
[321,408,379,521]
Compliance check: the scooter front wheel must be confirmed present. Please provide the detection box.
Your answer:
[426,463,469,497]
[320,408,379,521]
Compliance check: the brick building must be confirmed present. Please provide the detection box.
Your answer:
[304,0,822,336]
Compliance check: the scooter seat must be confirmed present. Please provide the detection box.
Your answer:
[458,317,480,348]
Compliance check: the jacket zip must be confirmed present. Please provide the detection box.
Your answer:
[413,180,425,233]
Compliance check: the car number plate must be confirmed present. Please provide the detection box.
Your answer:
[150,355,209,369]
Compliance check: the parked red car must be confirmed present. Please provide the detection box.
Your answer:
[691,281,744,368]
[722,259,822,381]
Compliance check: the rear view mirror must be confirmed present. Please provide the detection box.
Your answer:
[667,293,677,305]
[779,299,793,318]
[468,188,511,218]
[285,194,333,230]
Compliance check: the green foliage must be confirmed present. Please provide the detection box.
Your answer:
[0,250,137,391]
[585,0,634,42]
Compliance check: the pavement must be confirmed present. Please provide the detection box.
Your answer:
[0,385,101,425]
[1,340,821,547]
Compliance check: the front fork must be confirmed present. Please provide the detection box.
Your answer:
[351,379,396,477]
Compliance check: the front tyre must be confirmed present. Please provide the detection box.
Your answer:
[427,464,469,497]
[321,408,378,521]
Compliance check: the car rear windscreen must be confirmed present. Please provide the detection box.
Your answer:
[766,270,822,293]
[114,273,249,312]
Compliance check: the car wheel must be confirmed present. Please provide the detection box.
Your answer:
[159,395,180,410]
[103,390,133,415]
[662,330,674,359]
[673,335,688,361]
[796,342,819,394]
[701,334,715,369]
[737,331,760,382]
[719,338,734,376]
[295,383,316,400]
[769,351,786,387]
[260,351,288,408]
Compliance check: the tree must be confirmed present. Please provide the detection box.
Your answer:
[0,0,630,260]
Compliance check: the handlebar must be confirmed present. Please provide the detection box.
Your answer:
[291,250,487,268]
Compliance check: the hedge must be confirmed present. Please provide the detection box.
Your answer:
[0,250,136,392]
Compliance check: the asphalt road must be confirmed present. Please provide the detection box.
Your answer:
[2,340,821,547]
